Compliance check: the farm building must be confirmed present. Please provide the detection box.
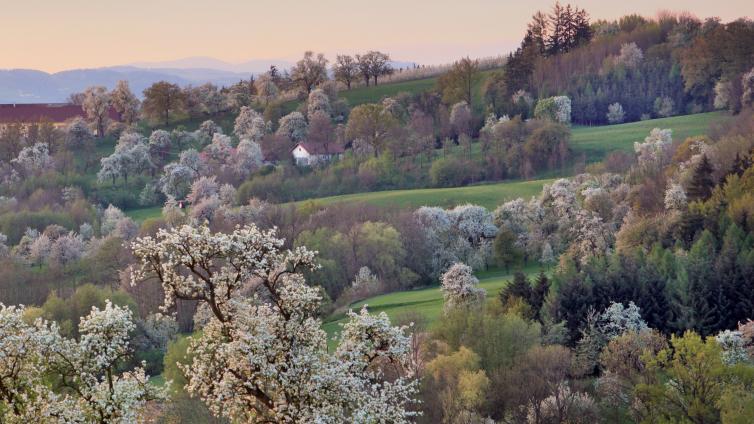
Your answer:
[291,142,344,166]
[0,103,121,132]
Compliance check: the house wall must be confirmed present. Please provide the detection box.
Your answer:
[292,145,311,165]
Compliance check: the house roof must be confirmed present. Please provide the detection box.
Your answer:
[293,142,345,155]
[0,103,121,124]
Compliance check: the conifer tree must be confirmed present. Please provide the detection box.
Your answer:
[500,272,533,306]
[686,154,715,202]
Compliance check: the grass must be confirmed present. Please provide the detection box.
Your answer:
[281,69,501,114]
[289,111,729,212]
[322,265,544,344]
[124,206,163,222]
[570,111,729,162]
[298,178,553,211]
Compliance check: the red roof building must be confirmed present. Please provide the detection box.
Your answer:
[291,142,345,166]
[0,103,121,126]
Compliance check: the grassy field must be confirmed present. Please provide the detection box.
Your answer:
[299,178,553,210]
[322,266,543,343]
[570,111,729,162]
[281,69,500,114]
[339,78,440,107]
[293,111,729,211]
[124,206,163,222]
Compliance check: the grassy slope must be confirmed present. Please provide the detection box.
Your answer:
[283,69,499,113]
[570,111,728,162]
[300,178,553,210]
[295,111,728,211]
[322,266,543,341]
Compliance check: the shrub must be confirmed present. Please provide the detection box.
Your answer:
[429,157,479,187]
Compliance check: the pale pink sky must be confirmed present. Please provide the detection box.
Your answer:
[2,0,752,72]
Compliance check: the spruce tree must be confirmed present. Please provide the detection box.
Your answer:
[500,272,533,305]
[530,270,551,318]
[637,267,673,333]
[686,154,715,202]
[685,230,721,336]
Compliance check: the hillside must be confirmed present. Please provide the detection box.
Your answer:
[571,111,729,162]
[289,111,729,211]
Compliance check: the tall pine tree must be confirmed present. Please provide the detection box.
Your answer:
[687,154,715,202]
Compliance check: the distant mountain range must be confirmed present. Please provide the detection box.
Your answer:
[0,56,418,103]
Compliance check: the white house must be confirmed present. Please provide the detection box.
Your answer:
[291,142,345,166]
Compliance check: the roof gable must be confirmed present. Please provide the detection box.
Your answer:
[292,142,345,156]
[0,103,122,124]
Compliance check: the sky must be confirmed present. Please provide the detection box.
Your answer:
[1,0,752,73]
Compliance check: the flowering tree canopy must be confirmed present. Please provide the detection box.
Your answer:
[130,223,418,422]
[440,262,486,311]
[0,302,165,423]
[233,106,267,142]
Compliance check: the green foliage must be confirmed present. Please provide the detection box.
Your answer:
[0,210,76,244]
[493,228,523,272]
[163,334,194,393]
[429,156,479,187]
[636,331,730,423]
[38,284,137,338]
[433,303,541,371]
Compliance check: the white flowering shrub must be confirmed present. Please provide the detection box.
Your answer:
[0,233,8,259]
[12,143,53,176]
[664,184,688,210]
[715,330,749,365]
[186,175,219,205]
[606,102,625,124]
[0,302,165,422]
[307,88,331,119]
[440,263,486,311]
[0,304,65,422]
[714,79,733,110]
[534,96,571,124]
[450,101,472,136]
[415,205,498,276]
[653,96,675,118]
[616,42,643,68]
[276,111,309,142]
[634,128,672,167]
[48,232,86,267]
[233,106,267,142]
[598,301,648,340]
[742,67,754,108]
[65,116,94,149]
[101,204,127,236]
[232,139,263,180]
[53,301,167,423]
[130,223,418,422]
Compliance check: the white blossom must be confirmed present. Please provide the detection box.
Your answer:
[606,102,625,124]
[130,223,418,422]
[634,128,672,167]
[440,262,486,311]
[664,184,688,210]
[307,89,331,119]
[276,111,309,142]
[233,106,267,142]
[616,42,643,68]
[12,143,53,176]
[715,330,749,365]
[598,301,648,340]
